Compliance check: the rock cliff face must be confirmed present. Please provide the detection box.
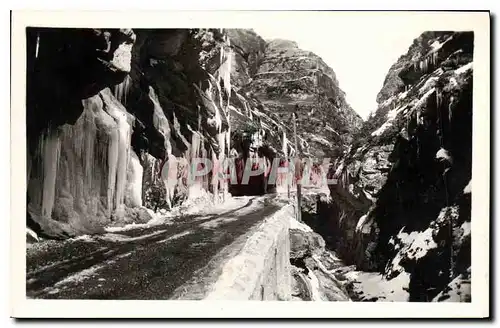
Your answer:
[243,38,363,158]
[27,28,236,238]
[289,214,351,301]
[26,28,360,238]
[306,31,473,301]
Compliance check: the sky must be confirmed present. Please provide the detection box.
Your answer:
[253,13,428,119]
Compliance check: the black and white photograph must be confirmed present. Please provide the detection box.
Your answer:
[10,10,490,318]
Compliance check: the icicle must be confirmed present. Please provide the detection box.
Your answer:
[220,43,232,100]
[191,132,201,160]
[436,87,442,109]
[115,115,131,208]
[209,74,224,122]
[174,113,189,149]
[431,52,435,65]
[448,96,454,126]
[126,150,144,207]
[212,150,219,202]
[217,133,226,161]
[114,75,131,106]
[201,78,223,132]
[197,105,202,131]
[41,129,61,218]
[149,87,172,155]
[101,89,133,212]
[162,153,177,210]
[35,33,40,59]
[220,43,224,67]
[149,155,155,182]
[216,132,228,200]
[282,130,288,156]
[107,128,119,215]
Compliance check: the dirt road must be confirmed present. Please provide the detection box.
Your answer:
[26,196,282,299]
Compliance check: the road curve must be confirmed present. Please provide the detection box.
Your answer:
[26,196,282,299]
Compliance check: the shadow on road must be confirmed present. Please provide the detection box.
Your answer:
[27,197,282,299]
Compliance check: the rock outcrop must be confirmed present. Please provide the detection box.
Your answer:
[289,217,351,301]
[243,38,363,158]
[27,28,236,238]
[309,31,473,301]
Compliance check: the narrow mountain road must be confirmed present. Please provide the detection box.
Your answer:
[26,196,282,299]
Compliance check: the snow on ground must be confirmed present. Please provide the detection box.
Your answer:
[308,134,332,147]
[302,185,331,197]
[199,217,239,229]
[371,102,410,137]
[33,194,260,247]
[307,270,324,301]
[415,87,436,109]
[355,214,369,233]
[430,40,444,52]
[455,62,473,75]
[343,270,410,301]
[432,267,471,302]
[155,230,194,244]
[398,91,408,100]
[387,104,408,120]
[99,230,167,242]
[449,77,458,87]
[459,221,471,242]
[27,228,39,242]
[419,77,439,94]
[39,251,134,295]
[277,185,330,202]
[104,194,254,233]
[463,179,472,194]
[380,95,396,108]
[371,121,393,137]
[428,35,454,54]
[387,226,438,276]
[436,147,453,163]
[404,228,438,260]
[290,217,313,233]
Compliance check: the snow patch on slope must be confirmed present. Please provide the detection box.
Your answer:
[463,180,472,194]
[436,148,453,164]
[432,268,471,302]
[343,270,410,301]
[290,217,313,233]
[307,270,324,301]
[455,63,473,75]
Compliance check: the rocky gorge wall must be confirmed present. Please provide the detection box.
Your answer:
[305,31,474,301]
[26,28,360,239]
[242,38,363,158]
[26,28,237,238]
